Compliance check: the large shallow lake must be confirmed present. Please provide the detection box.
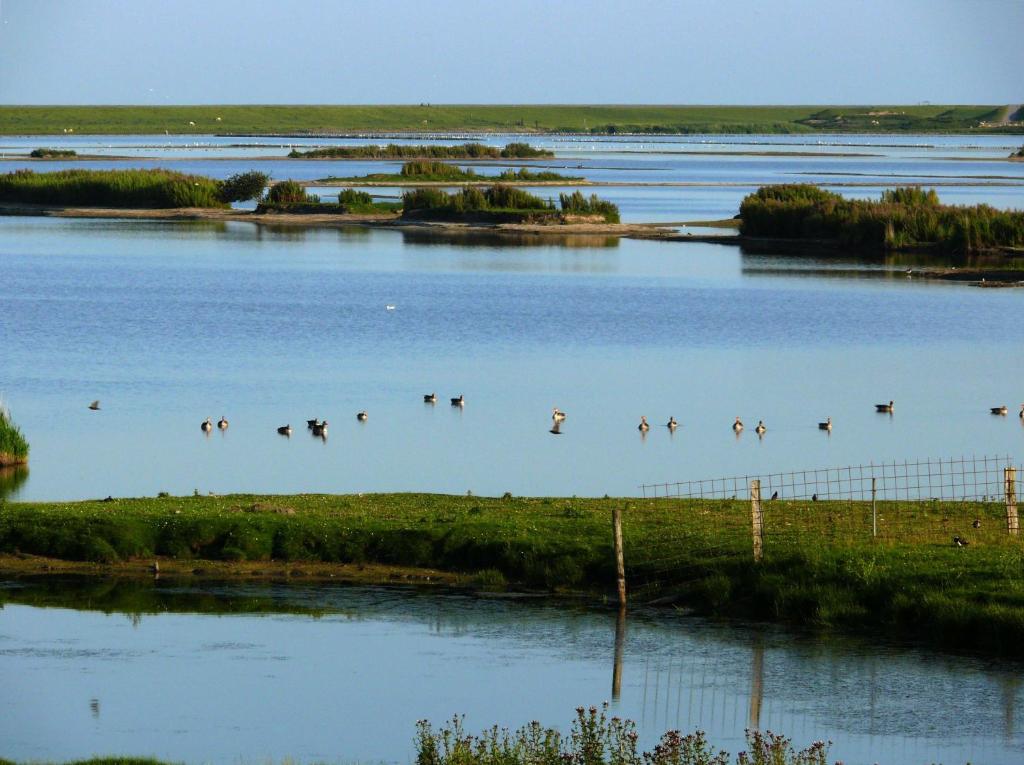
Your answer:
[1,579,1021,765]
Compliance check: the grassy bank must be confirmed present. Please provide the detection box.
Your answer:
[0,104,1017,136]
[402,186,620,223]
[2,493,1022,655]
[739,184,1024,254]
[323,160,582,185]
[0,168,268,209]
[0,406,29,466]
[256,184,400,215]
[289,141,553,159]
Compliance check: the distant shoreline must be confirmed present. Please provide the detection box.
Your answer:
[1,104,1021,136]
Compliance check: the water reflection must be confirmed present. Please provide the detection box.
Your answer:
[0,465,28,500]
[400,228,620,249]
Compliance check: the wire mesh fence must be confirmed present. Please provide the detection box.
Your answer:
[625,455,1022,598]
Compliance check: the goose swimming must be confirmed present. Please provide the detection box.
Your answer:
[277,424,292,436]
[991,405,1008,415]
[218,416,229,430]
[638,416,650,432]
[732,416,743,432]
[356,411,368,422]
[875,400,894,413]
[424,393,437,404]
[552,407,567,422]
[451,394,465,407]
[755,420,766,434]
[666,417,678,429]
[201,417,213,433]
[88,400,101,411]
[818,417,832,431]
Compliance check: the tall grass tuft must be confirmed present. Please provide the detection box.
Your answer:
[0,168,228,208]
[0,403,29,466]
[559,190,621,222]
[399,160,475,179]
[739,184,1024,253]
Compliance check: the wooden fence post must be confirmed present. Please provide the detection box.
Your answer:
[750,479,764,563]
[1006,467,1019,536]
[871,477,878,538]
[612,506,627,607]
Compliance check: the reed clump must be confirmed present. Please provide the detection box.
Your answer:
[0,168,229,208]
[559,190,621,222]
[0,405,29,466]
[739,184,1024,253]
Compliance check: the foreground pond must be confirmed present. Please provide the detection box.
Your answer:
[0,579,1021,764]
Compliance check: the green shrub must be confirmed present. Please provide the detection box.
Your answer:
[499,142,552,158]
[218,171,269,202]
[265,179,317,206]
[400,160,474,179]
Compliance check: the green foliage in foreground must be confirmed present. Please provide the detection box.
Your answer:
[0,169,233,208]
[0,406,29,465]
[739,184,1024,253]
[0,104,1015,135]
[417,706,831,765]
[29,147,77,158]
[2,493,1023,654]
[402,186,620,223]
[289,142,554,159]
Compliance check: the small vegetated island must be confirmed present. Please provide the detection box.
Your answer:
[739,184,1024,254]
[0,167,620,226]
[403,186,620,223]
[28,147,77,158]
[0,406,29,467]
[1011,144,1024,159]
[319,159,582,185]
[288,141,553,159]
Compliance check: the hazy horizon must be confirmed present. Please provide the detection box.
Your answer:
[0,0,1021,106]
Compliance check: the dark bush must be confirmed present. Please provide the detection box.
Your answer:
[218,171,269,202]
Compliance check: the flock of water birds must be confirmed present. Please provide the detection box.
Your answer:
[85,397,1024,440]
[187,399,1024,440]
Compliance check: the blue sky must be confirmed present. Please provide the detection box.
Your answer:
[0,0,1021,105]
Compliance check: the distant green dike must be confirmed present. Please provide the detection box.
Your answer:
[0,104,1019,135]
[2,493,1023,655]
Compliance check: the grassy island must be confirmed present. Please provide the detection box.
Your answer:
[289,141,553,159]
[29,148,77,158]
[256,182,400,215]
[0,168,268,209]
[401,186,620,223]
[739,184,1024,254]
[0,406,28,467]
[321,160,582,185]
[2,491,1022,655]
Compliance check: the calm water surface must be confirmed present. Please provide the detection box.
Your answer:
[1,580,1021,765]
[2,217,1024,501]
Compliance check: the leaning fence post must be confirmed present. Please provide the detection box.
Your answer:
[871,477,878,539]
[750,479,764,563]
[1006,467,1019,536]
[612,506,627,607]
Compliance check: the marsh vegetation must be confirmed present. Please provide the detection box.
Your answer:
[289,141,554,159]
[739,184,1024,253]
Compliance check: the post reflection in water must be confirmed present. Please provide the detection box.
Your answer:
[612,606,626,701]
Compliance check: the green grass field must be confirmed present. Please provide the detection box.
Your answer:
[0,104,1017,135]
[2,492,1021,654]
